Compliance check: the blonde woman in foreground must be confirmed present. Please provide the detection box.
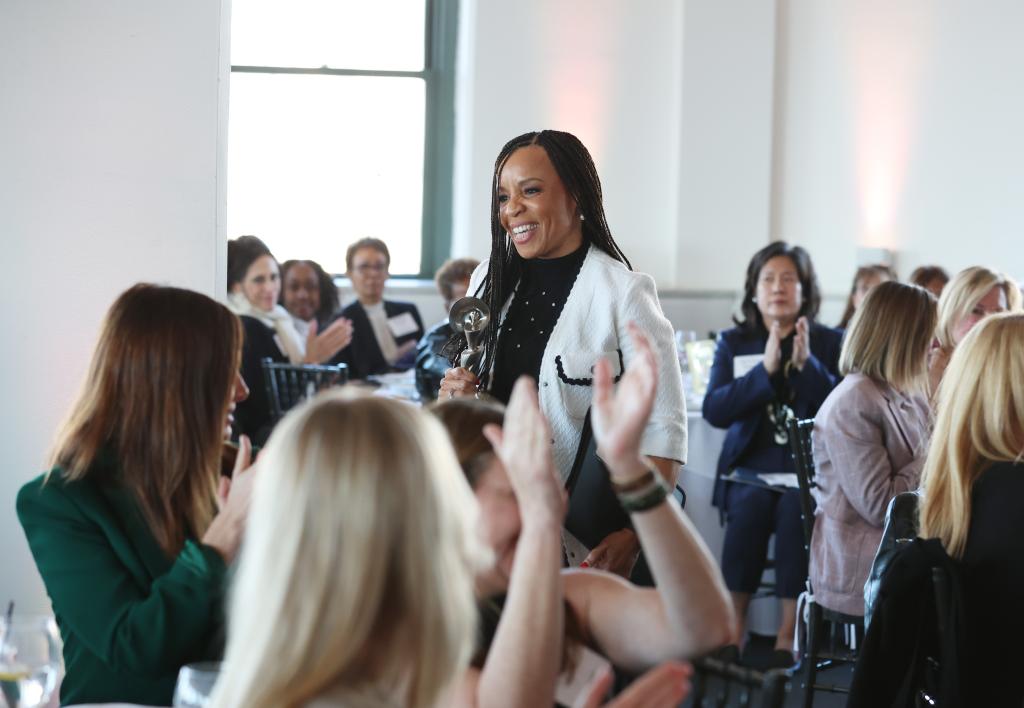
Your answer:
[919,313,1024,706]
[209,392,488,708]
[927,265,1021,397]
[210,385,691,707]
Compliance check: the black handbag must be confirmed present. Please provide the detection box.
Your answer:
[863,490,921,629]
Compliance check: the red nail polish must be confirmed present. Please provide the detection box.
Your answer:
[580,561,590,568]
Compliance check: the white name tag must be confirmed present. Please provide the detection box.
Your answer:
[733,353,763,379]
[387,312,419,338]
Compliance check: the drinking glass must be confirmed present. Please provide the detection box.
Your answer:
[674,329,699,394]
[173,661,221,708]
[674,330,698,369]
[0,615,61,708]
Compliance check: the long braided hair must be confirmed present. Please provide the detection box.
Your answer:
[444,130,632,387]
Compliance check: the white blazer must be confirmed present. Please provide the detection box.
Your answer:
[469,245,688,481]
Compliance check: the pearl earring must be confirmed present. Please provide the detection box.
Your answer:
[579,213,585,221]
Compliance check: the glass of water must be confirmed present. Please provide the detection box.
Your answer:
[0,615,61,708]
[173,661,221,708]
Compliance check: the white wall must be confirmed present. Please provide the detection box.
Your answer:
[677,0,777,291]
[774,0,1024,294]
[455,0,1024,312]
[452,0,780,297]
[452,0,687,285]
[0,0,229,613]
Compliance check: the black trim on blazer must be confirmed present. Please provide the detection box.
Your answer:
[555,349,625,386]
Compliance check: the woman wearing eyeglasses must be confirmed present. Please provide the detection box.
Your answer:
[328,238,425,380]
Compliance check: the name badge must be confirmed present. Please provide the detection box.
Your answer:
[733,353,763,379]
[387,312,419,338]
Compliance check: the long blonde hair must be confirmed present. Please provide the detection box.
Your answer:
[211,390,489,708]
[839,281,936,394]
[49,284,242,556]
[934,266,1022,349]
[919,313,1024,559]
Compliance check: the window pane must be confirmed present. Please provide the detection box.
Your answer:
[227,73,425,275]
[231,0,426,71]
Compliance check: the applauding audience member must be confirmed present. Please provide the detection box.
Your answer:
[436,325,731,707]
[811,282,936,616]
[279,258,343,338]
[415,257,479,400]
[330,238,425,379]
[210,391,488,708]
[927,266,1022,398]
[908,265,949,299]
[228,237,352,442]
[17,285,256,706]
[919,313,1024,706]
[838,264,895,329]
[703,241,842,665]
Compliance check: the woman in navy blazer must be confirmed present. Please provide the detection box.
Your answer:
[703,241,842,665]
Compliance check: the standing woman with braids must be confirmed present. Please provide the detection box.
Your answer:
[440,130,687,578]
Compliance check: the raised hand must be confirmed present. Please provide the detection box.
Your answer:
[791,316,810,371]
[591,322,657,480]
[482,376,566,526]
[304,317,353,364]
[763,320,783,375]
[205,434,257,563]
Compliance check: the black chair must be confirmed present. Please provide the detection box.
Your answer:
[786,417,864,708]
[848,538,964,708]
[261,358,349,423]
[689,652,791,708]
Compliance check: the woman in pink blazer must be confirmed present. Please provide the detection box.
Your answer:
[810,281,937,616]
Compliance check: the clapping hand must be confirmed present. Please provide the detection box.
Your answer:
[791,316,810,372]
[205,434,258,563]
[590,322,658,481]
[763,320,783,375]
[304,317,353,364]
[482,377,566,526]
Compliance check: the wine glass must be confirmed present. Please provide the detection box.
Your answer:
[0,615,61,708]
[172,661,221,708]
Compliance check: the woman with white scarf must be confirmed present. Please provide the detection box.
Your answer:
[227,236,352,443]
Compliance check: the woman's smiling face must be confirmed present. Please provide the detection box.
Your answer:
[497,145,584,260]
[239,255,280,312]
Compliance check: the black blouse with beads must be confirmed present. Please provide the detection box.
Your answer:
[490,245,588,404]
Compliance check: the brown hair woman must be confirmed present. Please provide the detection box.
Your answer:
[17,284,257,706]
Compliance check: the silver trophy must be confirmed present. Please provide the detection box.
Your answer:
[448,296,491,371]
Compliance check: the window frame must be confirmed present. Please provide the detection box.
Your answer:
[229,0,459,279]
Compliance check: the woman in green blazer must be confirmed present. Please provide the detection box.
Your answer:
[17,284,257,706]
